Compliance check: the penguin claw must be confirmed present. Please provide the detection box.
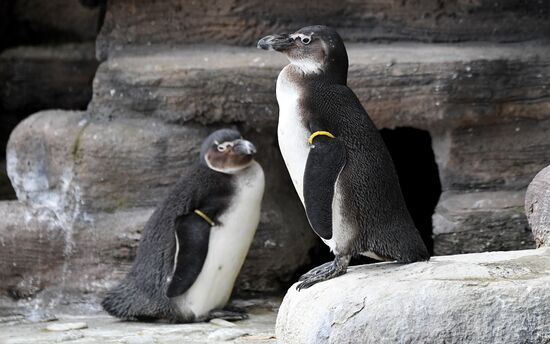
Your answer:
[298,261,333,281]
[296,255,350,291]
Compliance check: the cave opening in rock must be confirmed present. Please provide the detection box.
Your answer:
[294,127,441,285]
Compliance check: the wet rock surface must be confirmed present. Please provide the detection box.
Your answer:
[276,248,550,344]
[0,299,279,344]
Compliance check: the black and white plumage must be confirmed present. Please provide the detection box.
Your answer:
[101,129,265,322]
[258,25,429,290]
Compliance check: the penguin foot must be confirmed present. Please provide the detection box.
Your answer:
[298,261,333,281]
[296,255,351,291]
[207,308,249,322]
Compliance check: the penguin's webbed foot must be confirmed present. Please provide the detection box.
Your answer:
[207,307,249,322]
[298,261,333,281]
[296,255,350,291]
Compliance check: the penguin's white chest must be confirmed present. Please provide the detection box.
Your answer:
[172,162,264,318]
[276,67,310,204]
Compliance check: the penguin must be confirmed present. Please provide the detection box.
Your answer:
[258,25,429,290]
[101,129,265,322]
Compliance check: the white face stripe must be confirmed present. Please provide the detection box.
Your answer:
[288,32,323,75]
[289,57,323,74]
[290,33,313,41]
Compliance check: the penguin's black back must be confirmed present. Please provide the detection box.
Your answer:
[303,79,429,262]
[101,163,234,322]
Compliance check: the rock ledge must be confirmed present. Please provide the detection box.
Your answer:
[276,248,550,344]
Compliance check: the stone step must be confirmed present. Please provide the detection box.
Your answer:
[96,0,550,59]
[5,110,316,300]
[89,43,550,191]
[432,191,534,255]
[276,248,550,344]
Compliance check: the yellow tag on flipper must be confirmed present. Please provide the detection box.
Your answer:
[308,131,336,145]
[194,209,215,226]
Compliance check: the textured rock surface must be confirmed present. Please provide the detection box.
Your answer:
[96,0,550,59]
[90,43,550,131]
[0,43,98,114]
[434,120,550,191]
[0,200,151,307]
[0,299,278,344]
[276,248,550,344]
[5,110,315,300]
[525,165,550,248]
[432,191,533,255]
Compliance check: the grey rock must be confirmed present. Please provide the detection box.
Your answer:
[0,200,151,308]
[432,191,534,255]
[207,328,248,341]
[0,303,278,344]
[525,165,550,248]
[209,318,237,327]
[45,322,88,332]
[90,43,550,131]
[276,248,550,344]
[0,44,98,114]
[96,0,550,59]
[433,120,550,191]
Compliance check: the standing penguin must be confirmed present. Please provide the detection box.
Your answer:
[258,26,429,290]
[101,129,265,322]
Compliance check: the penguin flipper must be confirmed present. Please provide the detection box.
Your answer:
[166,215,211,297]
[303,136,346,240]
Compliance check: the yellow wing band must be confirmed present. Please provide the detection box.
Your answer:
[308,131,336,145]
[194,209,215,226]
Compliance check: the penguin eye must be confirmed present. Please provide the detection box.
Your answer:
[301,37,311,45]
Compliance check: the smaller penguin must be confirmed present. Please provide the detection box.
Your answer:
[101,129,265,323]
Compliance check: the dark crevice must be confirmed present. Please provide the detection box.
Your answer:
[380,127,441,254]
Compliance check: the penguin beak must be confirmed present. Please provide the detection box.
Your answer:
[257,34,294,51]
[232,139,257,156]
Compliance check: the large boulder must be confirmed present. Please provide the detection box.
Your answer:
[276,248,550,344]
[525,165,550,248]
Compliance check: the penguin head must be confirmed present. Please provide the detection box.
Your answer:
[257,25,348,84]
[200,129,257,174]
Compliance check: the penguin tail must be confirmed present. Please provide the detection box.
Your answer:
[398,235,431,263]
[101,279,180,322]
